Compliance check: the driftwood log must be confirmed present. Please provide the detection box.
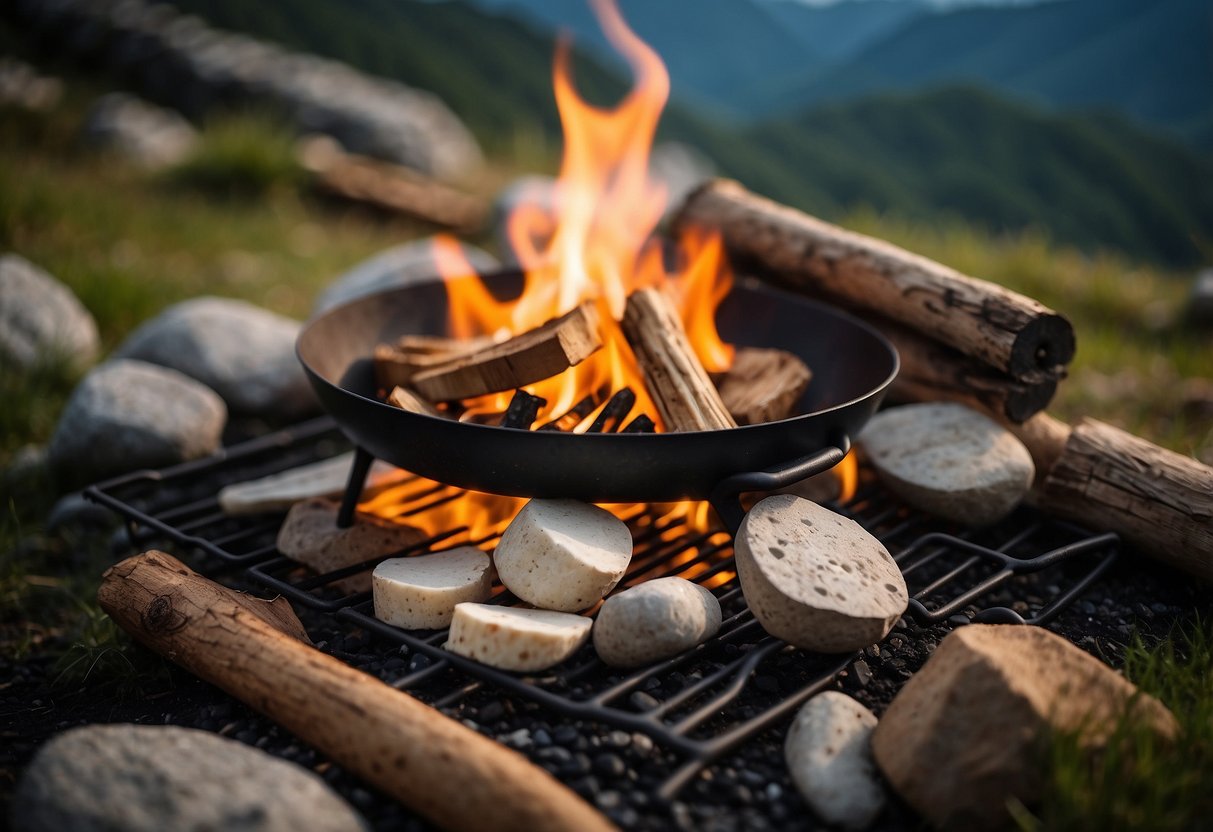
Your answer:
[621,288,737,432]
[98,551,616,832]
[878,318,1058,423]
[674,179,1075,381]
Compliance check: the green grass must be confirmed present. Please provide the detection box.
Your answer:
[164,112,306,197]
[1018,619,1213,831]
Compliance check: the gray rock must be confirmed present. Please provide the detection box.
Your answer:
[1184,268,1213,327]
[81,92,198,169]
[115,296,315,418]
[12,724,368,832]
[593,577,722,668]
[785,692,886,831]
[46,491,116,534]
[314,238,499,316]
[858,403,1035,526]
[0,254,100,373]
[48,359,226,482]
[0,57,62,111]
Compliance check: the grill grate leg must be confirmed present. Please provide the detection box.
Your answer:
[336,446,376,528]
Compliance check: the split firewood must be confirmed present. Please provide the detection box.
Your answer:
[375,336,492,391]
[387,386,444,418]
[879,318,1058,424]
[98,551,616,832]
[395,334,495,356]
[621,414,656,434]
[714,347,811,425]
[218,452,408,516]
[587,388,636,433]
[500,390,547,429]
[1007,413,1213,582]
[538,388,607,431]
[411,303,603,401]
[620,288,738,432]
[674,179,1075,382]
[299,137,487,233]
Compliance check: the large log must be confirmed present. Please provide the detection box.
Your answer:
[412,302,602,401]
[98,551,616,832]
[621,288,738,432]
[878,318,1057,424]
[674,179,1075,381]
[1002,416,1213,582]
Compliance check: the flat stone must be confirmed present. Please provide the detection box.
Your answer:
[785,691,886,831]
[313,238,498,315]
[13,724,367,832]
[114,296,315,418]
[81,91,198,169]
[735,494,908,652]
[871,624,1178,831]
[0,253,100,372]
[593,577,722,668]
[859,403,1035,526]
[48,359,226,483]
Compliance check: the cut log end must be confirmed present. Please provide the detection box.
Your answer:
[715,347,811,425]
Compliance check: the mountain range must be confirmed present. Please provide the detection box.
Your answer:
[161,0,1213,266]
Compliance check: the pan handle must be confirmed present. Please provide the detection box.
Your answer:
[708,434,851,536]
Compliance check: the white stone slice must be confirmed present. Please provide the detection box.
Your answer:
[218,452,406,515]
[373,546,493,630]
[445,603,592,672]
[785,691,886,831]
[592,578,722,668]
[735,494,908,652]
[493,499,632,612]
[859,402,1035,526]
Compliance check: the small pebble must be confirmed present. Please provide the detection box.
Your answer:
[593,753,626,778]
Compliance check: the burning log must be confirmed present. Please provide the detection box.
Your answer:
[878,319,1058,424]
[299,138,487,233]
[538,389,607,431]
[621,288,738,432]
[622,414,656,434]
[587,388,636,433]
[500,390,547,429]
[387,386,444,418]
[98,551,616,832]
[411,303,603,401]
[714,347,812,425]
[1007,414,1213,582]
[674,179,1075,382]
[374,336,493,391]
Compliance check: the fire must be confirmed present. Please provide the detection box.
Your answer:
[361,0,850,542]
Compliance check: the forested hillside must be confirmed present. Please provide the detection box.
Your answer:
[161,0,1213,266]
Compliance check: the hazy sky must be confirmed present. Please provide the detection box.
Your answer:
[777,0,1052,6]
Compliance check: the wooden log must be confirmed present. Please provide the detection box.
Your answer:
[500,390,546,429]
[538,388,607,432]
[375,337,492,391]
[586,388,636,434]
[621,289,738,432]
[879,318,1058,423]
[674,179,1075,381]
[412,303,603,401]
[714,347,812,425]
[299,138,487,233]
[387,386,444,418]
[621,414,656,434]
[98,551,616,832]
[1005,416,1213,582]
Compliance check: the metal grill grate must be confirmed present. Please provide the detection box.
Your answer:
[85,417,1119,797]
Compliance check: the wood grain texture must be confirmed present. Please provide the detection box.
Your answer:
[715,347,811,425]
[98,551,617,832]
[621,288,737,432]
[674,179,1075,380]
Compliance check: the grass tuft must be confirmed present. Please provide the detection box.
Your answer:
[164,112,305,197]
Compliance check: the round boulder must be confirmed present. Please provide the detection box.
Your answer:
[593,577,722,668]
[48,359,226,483]
[0,253,99,372]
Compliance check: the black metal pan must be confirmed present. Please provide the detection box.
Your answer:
[297,271,898,520]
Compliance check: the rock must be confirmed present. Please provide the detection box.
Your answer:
[871,624,1178,831]
[12,724,367,832]
[46,491,116,534]
[276,497,426,593]
[1183,268,1213,327]
[373,545,494,630]
[81,91,198,169]
[592,577,722,668]
[0,57,62,111]
[218,452,407,515]
[0,254,100,372]
[114,296,315,418]
[48,359,226,483]
[445,603,592,672]
[735,495,907,652]
[785,692,886,831]
[859,403,1035,526]
[313,237,498,315]
[650,142,715,219]
[494,499,633,612]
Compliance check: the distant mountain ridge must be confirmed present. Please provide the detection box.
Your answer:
[160,0,1213,266]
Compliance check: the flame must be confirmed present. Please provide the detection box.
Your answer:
[366,0,743,540]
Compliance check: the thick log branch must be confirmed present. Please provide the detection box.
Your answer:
[98,551,616,832]
[674,179,1075,380]
[621,289,737,432]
